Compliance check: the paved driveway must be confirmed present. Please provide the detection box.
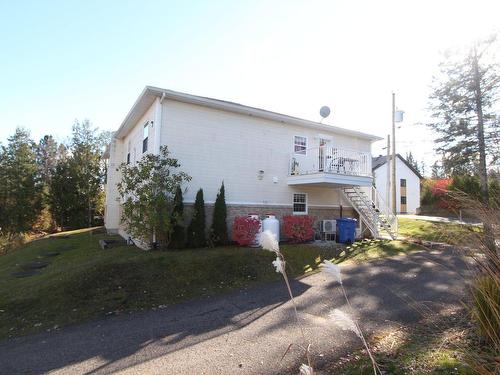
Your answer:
[0,249,471,375]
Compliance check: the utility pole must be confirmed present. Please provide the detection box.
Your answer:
[386,135,391,207]
[391,93,397,215]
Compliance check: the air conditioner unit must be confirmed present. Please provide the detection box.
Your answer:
[320,219,336,234]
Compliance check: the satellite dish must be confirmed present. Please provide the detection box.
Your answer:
[319,106,331,121]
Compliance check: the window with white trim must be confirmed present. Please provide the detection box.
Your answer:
[142,122,149,153]
[293,193,307,214]
[294,136,307,155]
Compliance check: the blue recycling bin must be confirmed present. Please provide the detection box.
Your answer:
[336,218,357,244]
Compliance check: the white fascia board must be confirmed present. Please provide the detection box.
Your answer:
[114,86,383,142]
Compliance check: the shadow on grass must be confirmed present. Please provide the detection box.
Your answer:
[329,239,421,265]
[0,233,470,374]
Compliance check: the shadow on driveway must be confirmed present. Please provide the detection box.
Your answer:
[0,248,471,374]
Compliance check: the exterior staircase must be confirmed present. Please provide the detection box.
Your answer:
[342,186,398,240]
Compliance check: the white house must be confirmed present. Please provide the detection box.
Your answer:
[372,154,423,214]
[105,86,397,242]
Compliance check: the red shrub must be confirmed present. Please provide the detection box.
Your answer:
[231,216,261,246]
[431,178,456,209]
[283,215,315,243]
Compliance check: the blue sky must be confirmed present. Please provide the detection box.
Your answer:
[1,0,499,171]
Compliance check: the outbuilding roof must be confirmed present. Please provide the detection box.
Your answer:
[372,154,423,179]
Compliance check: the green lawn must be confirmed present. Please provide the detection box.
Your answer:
[327,308,476,375]
[0,228,420,340]
[397,218,480,245]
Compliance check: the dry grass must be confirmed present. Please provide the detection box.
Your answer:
[328,306,476,374]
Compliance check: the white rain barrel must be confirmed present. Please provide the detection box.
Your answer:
[262,214,280,242]
[248,213,262,247]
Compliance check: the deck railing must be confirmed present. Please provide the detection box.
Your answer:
[289,146,371,177]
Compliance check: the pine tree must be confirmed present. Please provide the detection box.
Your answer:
[405,152,420,174]
[69,120,110,228]
[187,189,206,248]
[211,182,228,245]
[169,186,185,249]
[49,159,78,231]
[36,135,59,230]
[428,36,499,183]
[429,37,500,256]
[0,128,42,236]
[431,161,445,179]
[36,135,58,185]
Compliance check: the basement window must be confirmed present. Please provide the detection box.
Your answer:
[293,193,307,214]
[142,122,149,153]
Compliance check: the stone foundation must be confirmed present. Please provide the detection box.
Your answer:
[184,203,359,240]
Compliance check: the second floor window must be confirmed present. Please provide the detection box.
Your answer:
[400,178,407,187]
[143,122,149,153]
[294,136,307,155]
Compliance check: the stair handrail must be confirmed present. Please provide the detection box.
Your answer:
[370,186,398,237]
[343,188,379,238]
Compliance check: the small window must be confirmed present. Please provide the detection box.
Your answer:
[126,140,131,164]
[401,196,407,204]
[293,193,307,214]
[142,122,149,153]
[400,178,407,187]
[294,136,307,155]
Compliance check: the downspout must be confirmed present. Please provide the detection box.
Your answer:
[152,92,166,248]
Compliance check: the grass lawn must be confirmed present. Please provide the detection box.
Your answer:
[397,218,480,245]
[327,306,481,375]
[0,228,420,340]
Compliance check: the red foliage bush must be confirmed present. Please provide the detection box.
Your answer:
[231,216,261,246]
[431,178,456,209]
[283,215,315,243]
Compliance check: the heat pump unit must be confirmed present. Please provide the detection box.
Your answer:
[320,220,336,234]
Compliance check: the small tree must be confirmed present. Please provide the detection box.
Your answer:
[117,146,191,249]
[187,189,206,248]
[169,186,185,249]
[211,182,228,245]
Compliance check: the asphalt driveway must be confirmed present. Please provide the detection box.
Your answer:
[0,248,471,375]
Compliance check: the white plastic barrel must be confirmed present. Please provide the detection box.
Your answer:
[248,213,262,247]
[262,214,280,243]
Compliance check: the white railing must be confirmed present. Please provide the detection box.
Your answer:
[371,186,398,236]
[289,146,371,177]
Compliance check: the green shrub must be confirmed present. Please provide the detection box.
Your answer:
[211,182,228,246]
[187,189,206,248]
[169,186,185,250]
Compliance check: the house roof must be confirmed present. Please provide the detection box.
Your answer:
[113,86,383,142]
[372,154,423,179]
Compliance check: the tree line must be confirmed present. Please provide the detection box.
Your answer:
[0,121,110,239]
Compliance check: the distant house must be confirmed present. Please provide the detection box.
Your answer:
[372,154,423,214]
[104,86,400,242]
